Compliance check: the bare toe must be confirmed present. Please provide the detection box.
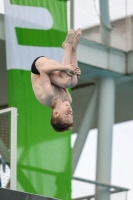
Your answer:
[73,28,82,50]
[62,29,75,49]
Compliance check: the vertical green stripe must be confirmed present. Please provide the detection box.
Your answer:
[7,0,71,199]
[8,0,71,200]
[8,70,71,199]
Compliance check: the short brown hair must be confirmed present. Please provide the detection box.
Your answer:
[51,114,74,132]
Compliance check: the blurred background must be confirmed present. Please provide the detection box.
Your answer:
[0,0,133,200]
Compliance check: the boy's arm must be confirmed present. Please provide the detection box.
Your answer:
[47,66,79,88]
[49,73,72,88]
[68,66,81,88]
[54,67,80,88]
[35,57,74,75]
[58,67,79,88]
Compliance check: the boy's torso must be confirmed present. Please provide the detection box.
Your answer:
[31,72,71,107]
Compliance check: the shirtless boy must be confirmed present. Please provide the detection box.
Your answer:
[31,29,82,132]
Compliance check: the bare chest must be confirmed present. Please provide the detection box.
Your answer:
[52,84,68,101]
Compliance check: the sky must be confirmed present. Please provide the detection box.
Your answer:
[1,0,133,29]
[68,0,133,30]
[72,120,133,200]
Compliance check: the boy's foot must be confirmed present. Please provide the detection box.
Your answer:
[62,29,75,49]
[73,28,82,51]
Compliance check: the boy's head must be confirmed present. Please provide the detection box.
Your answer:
[51,101,74,132]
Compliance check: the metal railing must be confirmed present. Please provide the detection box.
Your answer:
[72,177,129,200]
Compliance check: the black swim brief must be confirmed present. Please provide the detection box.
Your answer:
[31,56,45,75]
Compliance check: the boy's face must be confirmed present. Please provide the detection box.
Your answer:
[53,101,73,123]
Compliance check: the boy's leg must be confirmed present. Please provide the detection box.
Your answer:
[60,29,74,79]
[48,29,81,88]
[70,29,82,87]
[43,30,75,89]
[61,29,82,87]
[71,28,82,73]
[62,29,74,64]
[61,29,81,73]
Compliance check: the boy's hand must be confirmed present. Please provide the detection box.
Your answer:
[64,64,75,76]
[75,67,81,78]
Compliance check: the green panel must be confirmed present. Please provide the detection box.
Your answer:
[7,0,71,199]
[15,28,66,47]
[10,0,67,34]
[8,69,71,200]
